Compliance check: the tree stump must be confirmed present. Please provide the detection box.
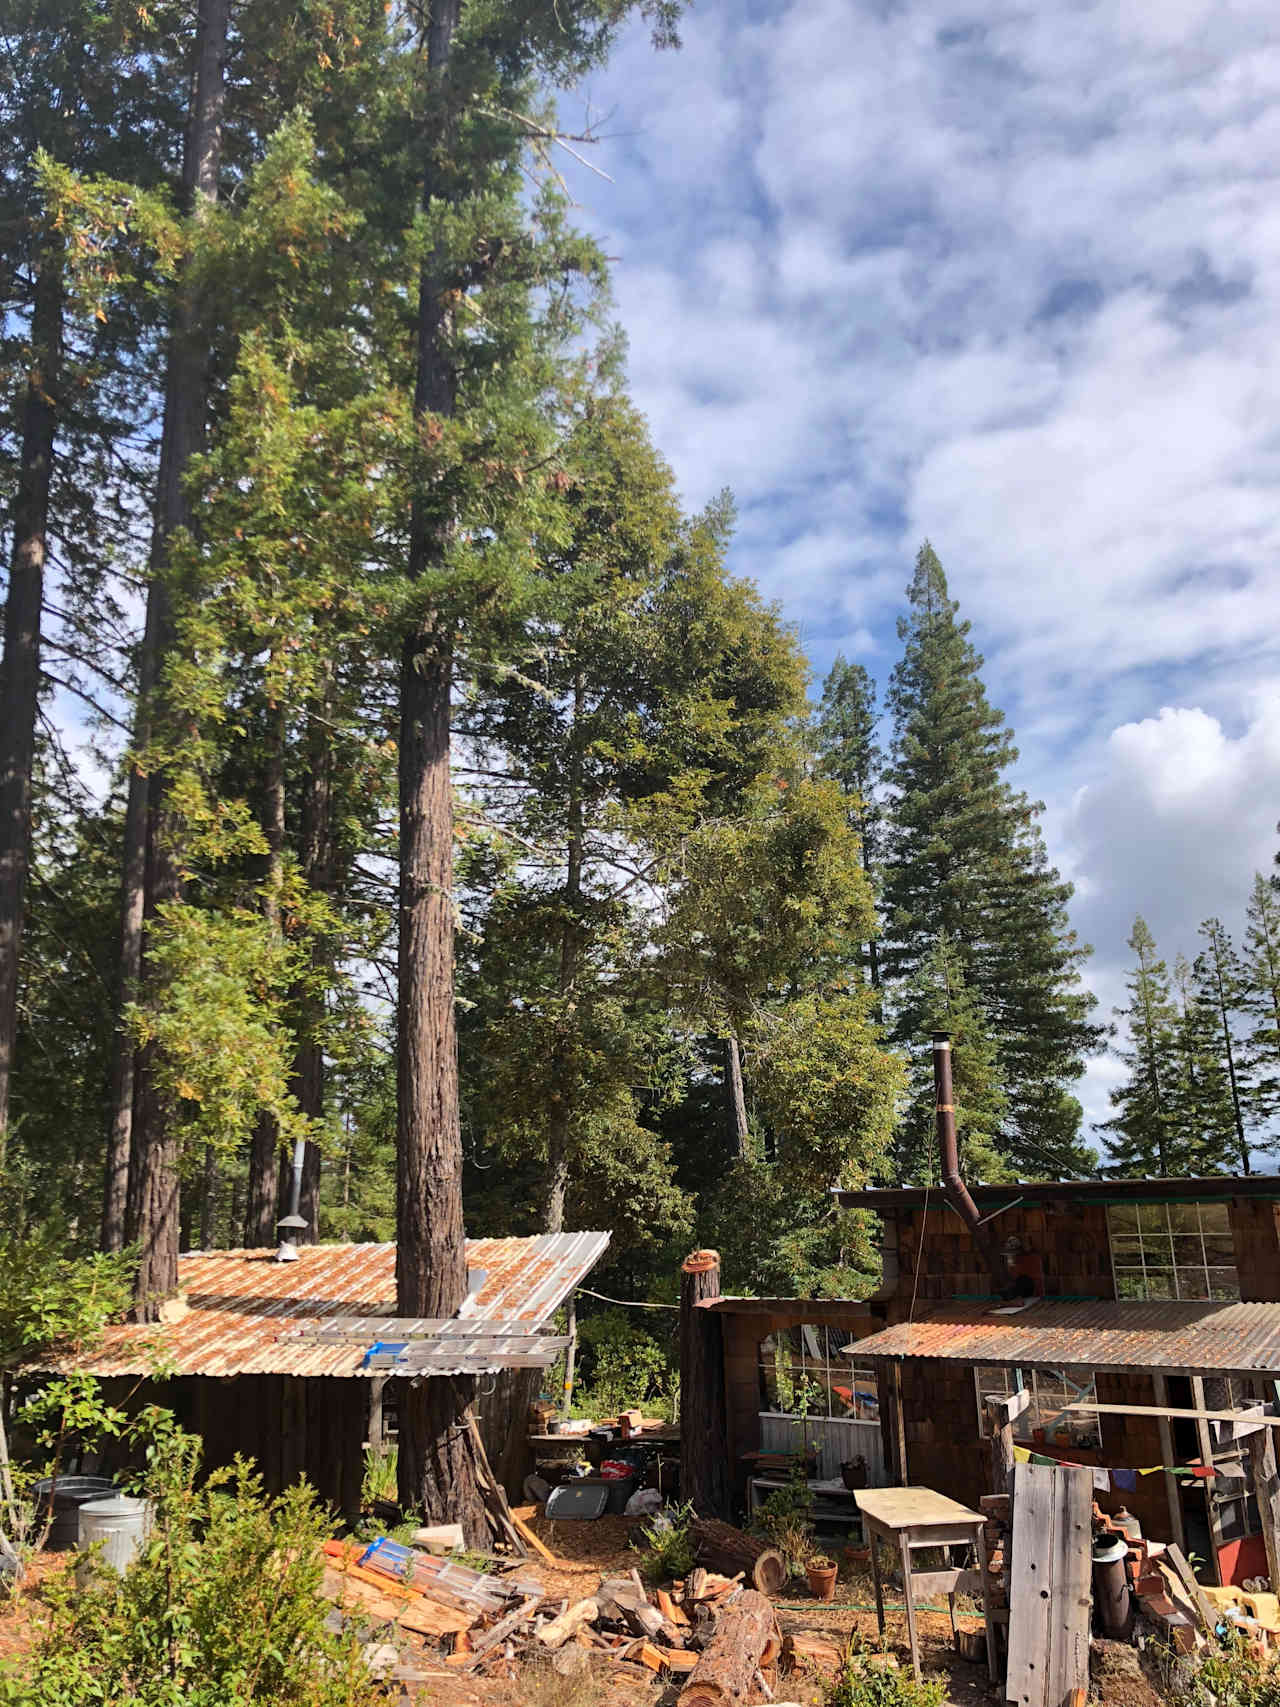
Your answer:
[690,1518,787,1596]
[676,1589,779,1706]
[680,1249,729,1519]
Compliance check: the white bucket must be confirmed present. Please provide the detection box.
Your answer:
[77,1495,151,1573]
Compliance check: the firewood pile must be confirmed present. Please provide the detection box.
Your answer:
[320,1533,783,1700]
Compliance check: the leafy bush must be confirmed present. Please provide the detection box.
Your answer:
[632,1499,695,1582]
[824,1641,946,1707]
[0,1423,380,1706]
[752,1457,814,1576]
[1175,1633,1280,1706]
[572,1308,677,1420]
[361,1442,397,1507]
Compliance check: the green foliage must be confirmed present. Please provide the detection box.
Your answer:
[0,1224,132,1370]
[882,542,1100,1176]
[1174,1632,1280,1706]
[572,1308,677,1421]
[632,1499,696,1582]
[823,1640,946,1707]
[752,1457,815,1576]
[361,1443,397,1508]
[1104,917,1184,1175]
[0,1427,378,1706]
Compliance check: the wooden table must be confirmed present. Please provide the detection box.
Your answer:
[853,1485,998,1685]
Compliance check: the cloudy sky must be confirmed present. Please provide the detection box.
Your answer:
[556,0,1280,1139]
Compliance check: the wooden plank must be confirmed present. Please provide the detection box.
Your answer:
[1151,1373,1187,1555]
[1191,1378,1225,1584]
[1062,1401,1280,1427]
[1246,1427,1280,1598]
[1165,1543,1217,1637]
[1006,1461,1091,1707]
[511,1509,558,1566]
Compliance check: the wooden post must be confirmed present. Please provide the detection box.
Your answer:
[888,1362,909,1484]
[561,1291,577,1419]
[680,1250,729,1519]
[983,1388,1028,1499]
[1151,1373,1187,1554]
[1191,1377,1225,1583]
[1246,1425,1280,1594]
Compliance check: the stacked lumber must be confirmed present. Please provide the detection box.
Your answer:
[320,1519,782,1691]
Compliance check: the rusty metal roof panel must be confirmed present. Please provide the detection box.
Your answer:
[847,1299,1280,1377]
[63,1232,609,1380]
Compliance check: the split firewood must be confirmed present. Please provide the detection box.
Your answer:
[784,1632,842,1673]
[461,1597,541,1670]
[685,1567,708,1603]
[536,1598,599,1650]
[657,1588,690,1625]
[690,1519,787,1597]
[676,1590,780,1707]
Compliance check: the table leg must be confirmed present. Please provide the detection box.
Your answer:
[869,1524,885,1637]
[900,1535,921,1684]
[975,1522,998,1683]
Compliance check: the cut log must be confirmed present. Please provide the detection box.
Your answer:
[784,1632,843,1673]
[537,1598,599,1649]
[677,1590,780,1707]
[691,1519,786,1597]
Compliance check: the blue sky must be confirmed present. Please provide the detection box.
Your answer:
[557,0,1280,1139]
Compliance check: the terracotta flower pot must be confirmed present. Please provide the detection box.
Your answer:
[840,1458,868,1491]
[806,1560,838,1602]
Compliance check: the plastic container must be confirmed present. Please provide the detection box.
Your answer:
[578,1472,636,1514]
[32,1476,117,1551]
[77,1496,150,1573]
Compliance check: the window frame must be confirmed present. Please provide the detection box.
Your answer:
[1107,1201,1239,1303]
[757,1324,880,1423]
[973,1365,1103,1450]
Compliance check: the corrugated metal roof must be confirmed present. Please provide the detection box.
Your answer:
[846,1299,1280,1378]
[834,1174,1280,1212]
[60,1232,609,1380]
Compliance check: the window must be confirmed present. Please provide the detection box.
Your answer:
[758,1325,879,1421]
[974,1366,1103,1450]
[1108,1202,1239,1302]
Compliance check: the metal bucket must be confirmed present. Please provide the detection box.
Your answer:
[32,1476,117,1551]
[77,1496,150,1574]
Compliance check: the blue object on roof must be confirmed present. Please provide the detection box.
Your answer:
[361,1341,409,1369]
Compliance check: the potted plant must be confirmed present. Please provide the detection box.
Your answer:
[806,1550,838,1602]
[840,1455,868,1491]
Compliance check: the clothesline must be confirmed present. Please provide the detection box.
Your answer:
[1011,1442,1239,1494]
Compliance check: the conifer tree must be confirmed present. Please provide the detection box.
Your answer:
[1243,873,1280,1126]
[882,542,1099,1173]
[1104,917,1181,1176]
[1193,918,1252,1173]
[815,655,882,989]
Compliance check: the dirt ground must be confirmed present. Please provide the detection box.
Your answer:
[0,1513,1001,1707]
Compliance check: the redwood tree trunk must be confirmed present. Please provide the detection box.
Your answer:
[291,688,335,1239]
[543,676,584,1233]
[680,1249,730,1518]
[394,0,487,1541]
[0,250,62,1157]
[127,0,230,1314]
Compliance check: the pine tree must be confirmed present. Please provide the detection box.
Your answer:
[882,542,1099,1174]
[894,933,1010,1185]
[815,655,882,988]
[1243,873,1280,1127]
[1104,917,1182,1176]
[1165,954,1230,1177]
[1192,918,1252,1173]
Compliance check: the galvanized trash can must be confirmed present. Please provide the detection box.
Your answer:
[77,1495,151,1574]
[32,1476,117,1551]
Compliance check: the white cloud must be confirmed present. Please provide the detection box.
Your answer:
[561,0,1280,1144]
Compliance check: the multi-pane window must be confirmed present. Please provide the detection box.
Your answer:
[1107,1202,1239,1301]
[973,1366,1103,1450]
[758,1325,879,1421]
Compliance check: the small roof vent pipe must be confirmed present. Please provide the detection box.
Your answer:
[275,1138,308,1263]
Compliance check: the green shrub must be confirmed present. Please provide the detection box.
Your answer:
[632,1499,695,1582]
[572,1308,677,1420]
[361,1442,397,1507]
[1175,1632,1280,1706]
[824,1641,946,1707]
[0,1422,382,1706]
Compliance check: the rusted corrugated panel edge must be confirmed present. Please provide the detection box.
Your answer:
[847,1298,1280,1377]
[48,1231,609,1380]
